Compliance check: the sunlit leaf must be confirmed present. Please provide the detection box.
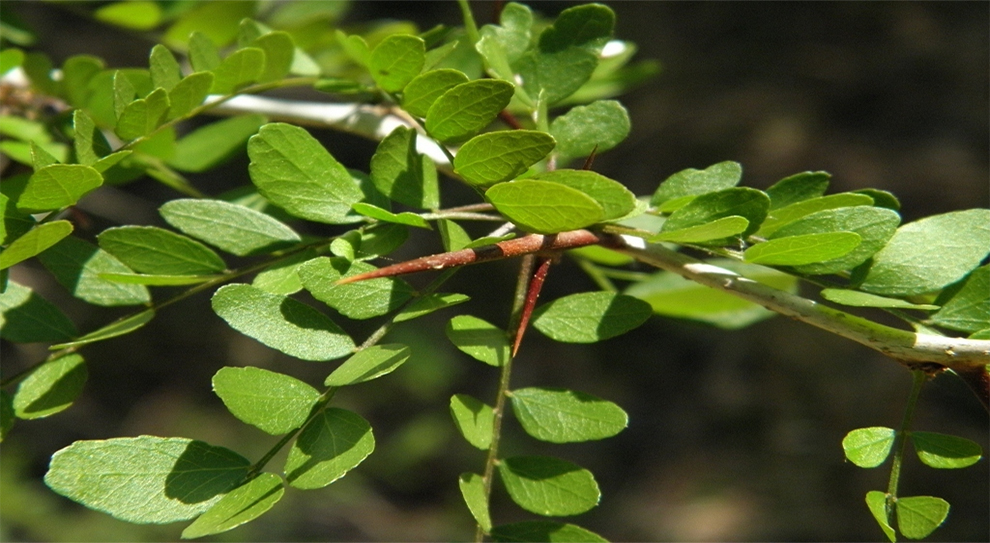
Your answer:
[299,257,415,320]
[486,180,604,234]
[0,281,77,342]
[454,130,555,187]
[181,473,284,539]
[159,198,301,256]
[510,387,627,443]
[167,114,266,173]
[394,292,470,323]
[38,237,150,306]
[94,1,162,31]
[910,431,983,469]
[425,79,514,144]
[819,289,938,310]
[325,344,411,386]
[842,426,896,468]
[445,315,510,367]
[661,187,769,241]
[284,408,374,489]
[766,171,830,210]
[401,69,469,118]
[743,232,861,266]
[531,292,651,343]
[896,496,950,540]
[369,125,439,209]
[865,491,895,543]
[450,394,494,450]
[491,521,607,543]
[932,266,989,333]
[550,100,630,159]
[497,456,600,516]
[17,165,102,213]
[213,366,320,435]
[51,309,154,350]
[369,34,425,92]
[13,353,86,419]
[459,472,492,533]
[115,88,169,140]
[97,226,226,275]
[0,220,73,270]
[651,161,742,210]
[756,193,874,237]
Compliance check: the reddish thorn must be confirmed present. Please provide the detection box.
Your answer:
[512,256,554,357]
[582,144,600,171]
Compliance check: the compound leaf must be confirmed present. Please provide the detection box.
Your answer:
[211,284,354,361]
[450,393,494,450]
[159,198,301,256]
[181,472,284,539]
[284,408,374,489]
[0,281,77,342]
[455,130,555,187]
[425,79,514,145]
[842,426,896,468]
[325,344,411,386]
[97,226,226,275]
[45,436,250,524]
[12,353,86,419]
[497,456,600,516]
[445,315,510,367]
[486,180,604,234]
[213,366,320,435]
[531,291,651,343]
[859,209,990,296]
[509,387,627,443]
[248,123,364,224]
[910,431,983,469]
[369,34,425,92]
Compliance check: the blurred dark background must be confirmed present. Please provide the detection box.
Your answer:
[1,1,987,542]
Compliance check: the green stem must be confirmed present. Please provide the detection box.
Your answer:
[457,0,482,44]
[887,370,927,499]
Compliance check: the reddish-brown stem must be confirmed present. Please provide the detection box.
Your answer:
[512,256,554,356]
[335,229,616,285]
[498,109,524,130]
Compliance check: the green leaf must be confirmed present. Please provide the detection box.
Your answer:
[743,232,861,266]
[97,226,226,275]
[0,281,77,342]
[149,44,181,92]
[165,1,255,49]
[0,220,73,270]
[649,216,749,243]
[12,353,86,419]
[445,315,511,367]
[51,309,155,350]
[651,161,743,210]
[252,248,318,295]
[865,491,896,543]
[94,1,162,31]
[0,48,25,76]
[335,30,370,67]
[855,188,901,211]
[62,54,104,107]
[248,123,364,224]
[523,170,637,222]
[213,367,319,435]
[766,171,830,210]
[509,387,627,443]
[112,70,136,120]
[210,47,265,94]
[45,436,250,523]
[284,408,374,489]
[351,203,431,229]
[91,151,132,174]
[459,472,492,533]
[896,496,950,540]
[159,198,301,256]
[401,69,469,118]
[661,187,769,240]
[211,284,354,361]
[0,192,35,247]
[486,180,604,235]
[842,427,896,468]
[454,130,555,187]
[756,192,875,237]
[181,472,284,539]
[932,266,989,333]
[394,292,470,323]
[72,110,111,166]
[299,257,415,320]
[497,456,600,516]
[479,2,533,66]
[550,100,630,159]
[820,289,939,311]
[371,126,440,209]
[37,237,150,306]
[910,431,983,469]
[491,521,607,543]
[771,206,901,275]
[625,259,797,329]
[167,114,266,172]
[167,71,214,120]
[115,88,169,140]
[188,32,221,73]
[251,31,294,83]
[369,34,425,92]
[325,344,411,386]
[425,79,514,145]
[98,273,219,286]
[449,394,494,450]
[531,291,651,343]
[859,209,990,296]
[514,47,597,107]
[17,165,102,213]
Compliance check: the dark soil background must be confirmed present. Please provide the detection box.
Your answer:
[2,2,987,542]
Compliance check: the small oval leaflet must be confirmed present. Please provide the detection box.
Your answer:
[97,225,226,275]
[159,198,301,257]
[284,408,374,489]
[0,220,73,270]
[896,496,950,540]
[44,436,251,524]
[497,456,600,516]
[13,353,86,419]
[0,281,77,342]
[531,291,652,343]
[181,472,284,539]
[450,393,495,450]
[369,34,425,93]
[211,284,355,361]
[486,180,604,235]
[445,315,511,367]
[454,130,556,187]
[325,344,411,386]
[212,366,320,435]
[402,69,469,117]
[491,521,607,543]
[509,387,628,443]
[458,472,492,532]
[527,169,636,221]
[743,231,861,266]
[425,79,514,144]
[910,431,983,469]
[299,257,415,320]
[842,426,896,468]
